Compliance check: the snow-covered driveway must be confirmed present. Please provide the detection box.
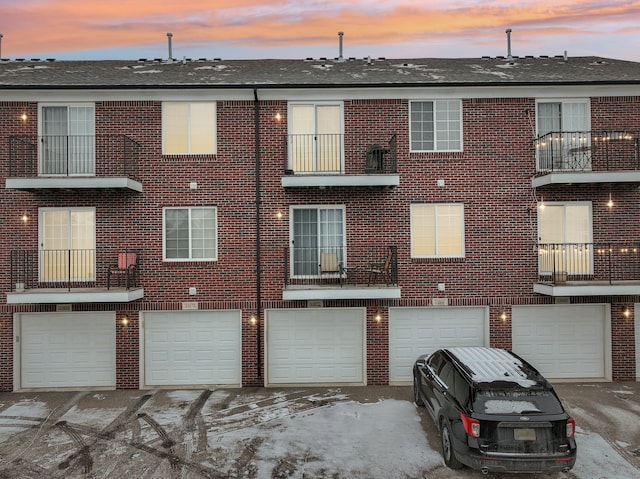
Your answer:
[0,384,638,478]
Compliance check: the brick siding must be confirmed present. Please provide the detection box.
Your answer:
[1,94,638,389]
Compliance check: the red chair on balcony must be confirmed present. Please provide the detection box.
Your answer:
[107,252,138,289]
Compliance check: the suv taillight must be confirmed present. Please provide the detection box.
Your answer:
[461,413,480,438]
[566,418,575,438]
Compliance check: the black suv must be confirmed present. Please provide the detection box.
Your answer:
[413,347,576,474]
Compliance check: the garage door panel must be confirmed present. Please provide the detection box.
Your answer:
[512,305,606,379]
[267,309,364,384]
[389,307,486,383]
[633,310,640,380]
[144,311,241,386]
[20,312,116,389]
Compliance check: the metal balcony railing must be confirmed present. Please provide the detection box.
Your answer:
[284,245,398,287]
[9,135,142,180]
[285,133,343,173]
[283,133,398,175]
[10,248,141,292]
[537,242,640,284]
[534,130,640,173]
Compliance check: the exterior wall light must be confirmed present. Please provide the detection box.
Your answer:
[607,192,614,208]
[249,315,258,326]
[121,315,129,327]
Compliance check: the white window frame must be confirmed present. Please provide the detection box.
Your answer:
[409,100,463,152]
[38,103,96,176]
[535,99,591,136]
[537,201,593,275]
[289,205,346,277]
[162,102,217,155]
[38,207,96,282]
[163,207,218,261]
[535,99,591,171]
[410,203,465,258]
[287,101,344,173]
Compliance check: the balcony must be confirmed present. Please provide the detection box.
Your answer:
[7,248,144,304]
[532,130,640,187]
[282,245,401,301]
[281,133,399,188]
[6,135,143,192]
[534,242,640,296]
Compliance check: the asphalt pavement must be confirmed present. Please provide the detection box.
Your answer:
[0,382,637,478]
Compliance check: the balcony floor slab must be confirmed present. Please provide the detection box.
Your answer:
[534,281,640,296]
[6,287,144,304]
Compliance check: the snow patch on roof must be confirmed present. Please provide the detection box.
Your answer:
[194,64,229,71]
[469,64,514,79]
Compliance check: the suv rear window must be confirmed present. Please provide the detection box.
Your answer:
[473,389,564,415]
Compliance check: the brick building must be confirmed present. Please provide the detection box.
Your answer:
[1,55,639,391]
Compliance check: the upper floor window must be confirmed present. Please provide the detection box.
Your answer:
[288,102,343,173]
[410,100,462,152]
[39,207,96,282]
[536,100,590,136]
[538,202,592,275]
[290,205,345,276]
[162,102,216,155]
[411,203,465,258]
[536,100,591,171]
[163,207,218,261]
[39,104,95,175]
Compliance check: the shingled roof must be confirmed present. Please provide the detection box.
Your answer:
[1,56,640,89]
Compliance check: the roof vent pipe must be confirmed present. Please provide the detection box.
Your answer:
[0,33,3,59]
[167,32,173,62]
[337,32,344,62]
[505,28,513,61]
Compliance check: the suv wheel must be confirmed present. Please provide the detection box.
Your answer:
[441,421,463,469]
[413,375,424,407]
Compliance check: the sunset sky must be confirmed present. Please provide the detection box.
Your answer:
[1,0,639,62]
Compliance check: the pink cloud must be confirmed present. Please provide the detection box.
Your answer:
[1,0,638,59]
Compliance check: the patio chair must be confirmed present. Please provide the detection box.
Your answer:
[107,252,138,289]
[319,252,346,286]
[367,248,394,286]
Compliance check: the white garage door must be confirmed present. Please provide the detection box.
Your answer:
[389,307,487,383]
[267,308,364,385]
[512,304,607,379]
[19,312,116,389]
[635,305,640,380]
[144,310,241,387]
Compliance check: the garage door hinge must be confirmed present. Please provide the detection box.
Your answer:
[15,335,19,343]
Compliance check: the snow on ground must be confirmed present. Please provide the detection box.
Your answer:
[215,399,443,479]
[0,399,49,441]
[0,390,638,478]
[572,427,639,479]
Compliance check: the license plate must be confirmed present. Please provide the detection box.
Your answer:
[514,428,536,441]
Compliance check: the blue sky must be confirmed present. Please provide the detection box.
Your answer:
[0,0,639,61]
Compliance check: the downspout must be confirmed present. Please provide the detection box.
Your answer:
[253,88,263,381]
